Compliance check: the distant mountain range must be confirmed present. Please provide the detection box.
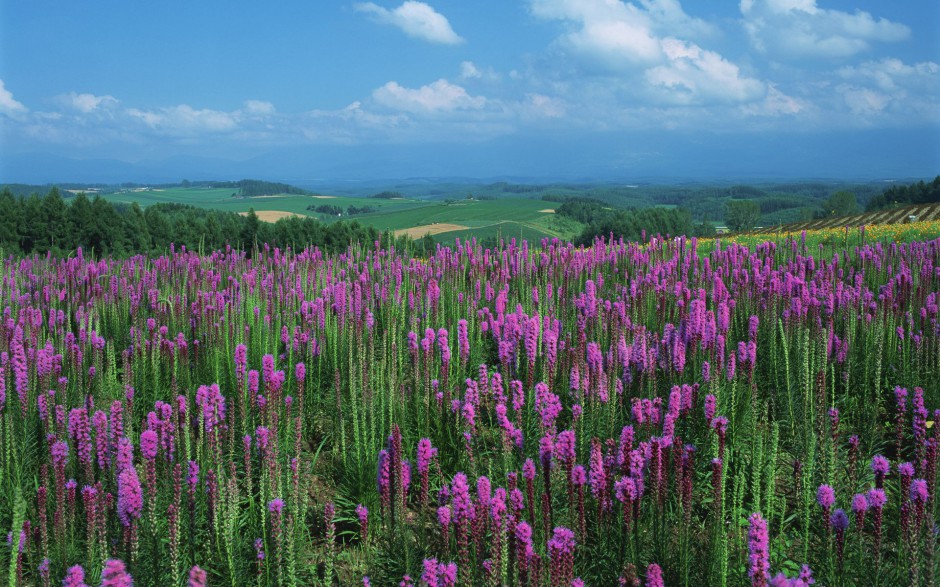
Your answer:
[2,128,936,185]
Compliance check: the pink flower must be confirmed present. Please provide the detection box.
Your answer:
[187,566,207,587]
[62,565,89,587]
[748,512,769,587]
[140,430,158,461]
[100,559,134,587]
[117,467,142,527]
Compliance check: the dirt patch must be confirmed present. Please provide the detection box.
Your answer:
[240,210,307,223]
[394,223,469,239]
[311,195,337,199]
[539,209,555,213]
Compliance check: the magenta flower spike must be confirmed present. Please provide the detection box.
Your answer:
[100,559,134,587]
[645,563,664,587]
[62,565,89,587]
[117,466,143,527]
[187,566,207,587]
[547,526,576,586]
[748,512,769,587]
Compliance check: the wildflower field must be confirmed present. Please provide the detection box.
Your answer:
[1,226,939,586]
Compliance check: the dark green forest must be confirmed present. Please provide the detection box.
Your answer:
[0,187,401,258]
[554,198,712,244]
[208,179,310,197]
[866,175,940,211]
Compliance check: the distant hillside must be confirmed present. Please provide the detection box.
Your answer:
[866,176,940,211]
[770,201,940,232]
[209,179,310,197]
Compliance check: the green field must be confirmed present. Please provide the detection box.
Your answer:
[94,187,584,243]
[99,188,420,216]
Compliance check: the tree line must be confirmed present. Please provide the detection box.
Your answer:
[555,198,714,244]
[0,187,421,258]
[212,179,310,197]
[866,176,940,211]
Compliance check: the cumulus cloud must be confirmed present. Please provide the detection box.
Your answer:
[645,38,765,103]
[242,100,276,116]
[355,1,463,45]
[531,0,661,66]
[372,79,485,113]
[0,80,28,117]
[529,0,764,104]
[740,0,910,59]
[56,92,119,113]
[458,61,500,82]
[833,58,940,121]
[126,105,238,135]
[740,83,806,117]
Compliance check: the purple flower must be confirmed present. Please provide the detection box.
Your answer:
[547,526,576,585]
[851,493,869,513]
[899,461,915,478]
[816,485,835,510]
[555,430,576,467]
[523,459,536,481]
[571,465,587,487]
[187,566,207,587]
[117,467,143,527]
[450,473,474,523]
[62,565,89,587]
[645,563,664,587]
[589,438,607,501]
[911,478,930,503]
[100,559,134,587]
[867,488,887,509]
[831,509,849,532]
[539,434,555,470]
[416,438,436,474]
[268,498,284,515]
[439,562,457,587]
[437,505,450,528]
[421,558,440,587]
[748,512,770,587]
[704,394,716,425]
[140,429,158,460]
[51,441,69,467]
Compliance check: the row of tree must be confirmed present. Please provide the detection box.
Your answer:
[555,198,714,244]
[211,179,309,197]
[0,188,419,258]
[866,176,940,211]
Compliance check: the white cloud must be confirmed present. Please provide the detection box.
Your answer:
[646,38,765,103]
[838,58,940,92]
[529,0,765,104]
[355,1,463,45]
[57,92,119,113]
[740,0,910,59]
[372,79,485,113]
[460,61,482,79]
[458,61,500,83]
[126,105,238,134]
[242,100,276,116]
[740,83,805,117]
[523,93,566,119]
[531,0,661,66]
[0,80,27,117]
[832,58,940,121]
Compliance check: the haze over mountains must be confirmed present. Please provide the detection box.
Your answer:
[3,128,936,185]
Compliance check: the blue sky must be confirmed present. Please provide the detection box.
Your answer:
[1,0,938,182]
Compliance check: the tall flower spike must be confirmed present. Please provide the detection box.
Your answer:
[100,559,134,587]
[187,566,207,587]
[747,512,769,587]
